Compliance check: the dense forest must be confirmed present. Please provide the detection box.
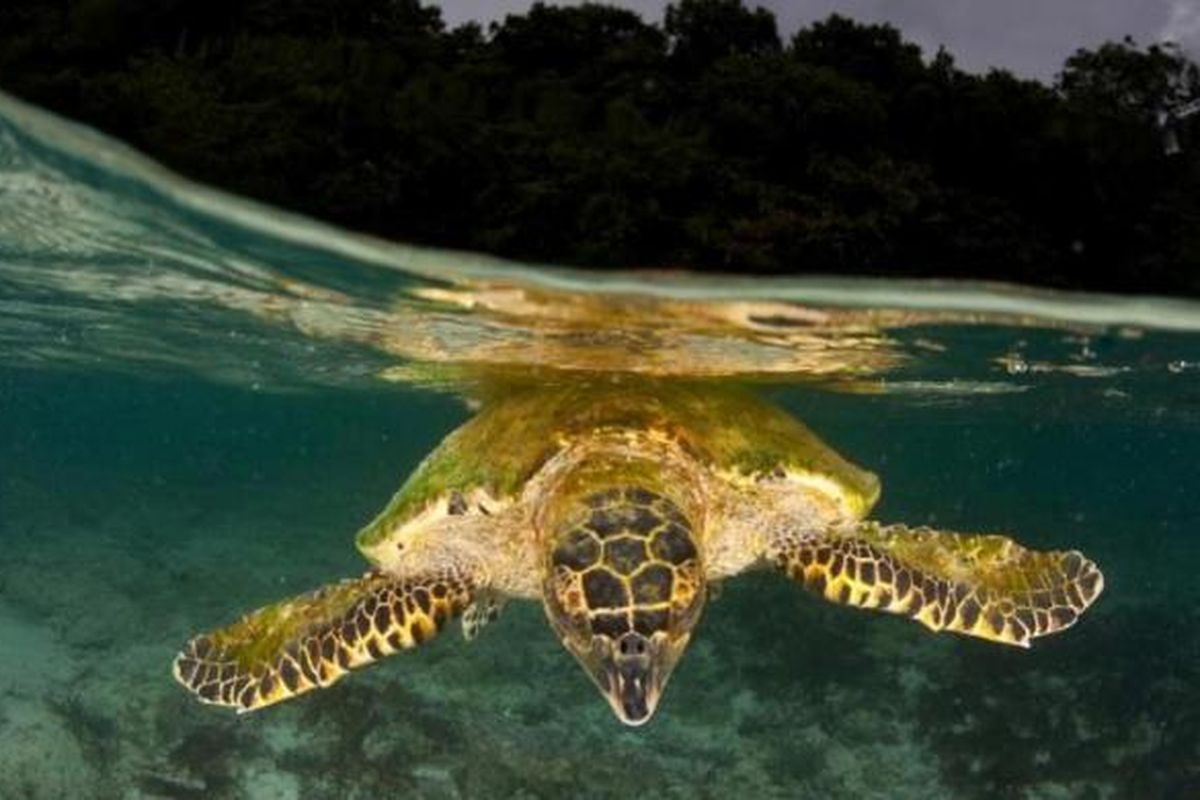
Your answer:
[2,0,1199,293]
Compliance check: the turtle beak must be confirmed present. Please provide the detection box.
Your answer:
[587,631,689,726]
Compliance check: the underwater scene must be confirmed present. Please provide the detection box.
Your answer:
[2,89,1200,799]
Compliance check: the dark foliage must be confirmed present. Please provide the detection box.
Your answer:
[2,0,1198,293]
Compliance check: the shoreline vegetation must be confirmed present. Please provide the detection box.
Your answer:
[2,0,1198,295]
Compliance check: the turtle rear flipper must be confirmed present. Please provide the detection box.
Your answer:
[173,567,476,712]
[769,522,1103,647]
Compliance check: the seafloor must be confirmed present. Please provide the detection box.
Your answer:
[1,370,1197,799]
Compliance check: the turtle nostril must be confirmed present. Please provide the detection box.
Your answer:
[617,632,648,657]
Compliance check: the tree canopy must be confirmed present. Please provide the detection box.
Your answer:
[1,0,1198,294]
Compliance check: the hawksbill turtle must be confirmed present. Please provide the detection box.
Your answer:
[173,379,1103,725]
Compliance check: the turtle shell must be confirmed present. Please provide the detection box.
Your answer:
[355,378,879,563]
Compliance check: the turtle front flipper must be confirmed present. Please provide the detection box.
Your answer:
[768,522,1103,647]
[173,567,477,711]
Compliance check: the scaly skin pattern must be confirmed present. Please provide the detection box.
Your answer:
[540,484,707,724]
[769,522,1104,647]
[173,566,476,711]
[544,487,704,643]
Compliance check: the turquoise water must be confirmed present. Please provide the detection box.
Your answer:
[2,90,1200,798]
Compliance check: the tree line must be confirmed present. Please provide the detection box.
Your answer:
[2,0,1198,294]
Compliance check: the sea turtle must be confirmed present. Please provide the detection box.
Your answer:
[173,379,1103,725]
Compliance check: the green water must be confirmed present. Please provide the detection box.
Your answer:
[1,91,1199,799]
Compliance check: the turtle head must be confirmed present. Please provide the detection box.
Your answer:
[541,484,706,726]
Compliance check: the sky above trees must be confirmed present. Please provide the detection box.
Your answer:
[438,0,1200,80]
